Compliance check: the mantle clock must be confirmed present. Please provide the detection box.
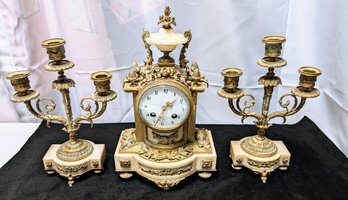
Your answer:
[114,6,217,190]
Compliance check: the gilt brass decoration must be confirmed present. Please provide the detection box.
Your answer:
[202,160,213,169]
[138,143,194,162]
[120,160,131,168]
[139,163,193,176]
[114,6,216,189]
[218,36,321,183]
[6,38,116,187]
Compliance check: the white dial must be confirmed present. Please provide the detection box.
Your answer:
[139,85,190,130]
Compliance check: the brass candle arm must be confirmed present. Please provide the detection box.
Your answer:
[24,98,67,127]
[268,95,307,122]
[74,99,107,126]
[227,91,307,125]
[227,95,261,123]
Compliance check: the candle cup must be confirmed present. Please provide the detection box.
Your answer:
[6,70,32,96]
[42,38,66,61]
[298,66,321,92]
[91,71,112,96]
[221,68,243,94]
[262,36,286,58]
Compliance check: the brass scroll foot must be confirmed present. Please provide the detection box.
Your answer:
[67,176,75,187]
[260,170,268,183]
[261,175,267,183]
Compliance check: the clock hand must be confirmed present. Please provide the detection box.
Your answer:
[155,99,176,125]
[168,99,177,108]
[154,99,177,125]
[155,104,167,125]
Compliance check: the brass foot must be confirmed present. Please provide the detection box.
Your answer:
[46,170,55,175]
[231,164,242,170]
[261,176,267,183]
[279,166,288,170]
[67,176,74,187]
[260,171,268,183]
[93,169,103,174]
[198,172,212,179]
[119,172,133,179]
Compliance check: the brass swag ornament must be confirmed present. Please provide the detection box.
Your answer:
[6,38,117,187]
[218,36,321,183]
[114,6,217,190]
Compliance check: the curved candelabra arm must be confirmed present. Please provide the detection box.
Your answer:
[268,94,307,123]
[74,97,108,127]
[228,94,261,123]
[24,98,67,128]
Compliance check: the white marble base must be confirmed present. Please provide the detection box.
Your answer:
[114,128,217,190]
[230,140,291,183]
[43,141,106,187]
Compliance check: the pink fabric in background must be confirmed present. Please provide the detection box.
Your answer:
[0,0,347,156]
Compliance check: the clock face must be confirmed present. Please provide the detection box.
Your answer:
[138,84,190,131]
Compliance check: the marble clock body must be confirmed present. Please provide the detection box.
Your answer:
[114,6,216,190]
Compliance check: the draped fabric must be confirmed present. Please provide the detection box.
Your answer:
[0,0,347,156]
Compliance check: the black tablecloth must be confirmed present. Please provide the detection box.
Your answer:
[1,117,347,200]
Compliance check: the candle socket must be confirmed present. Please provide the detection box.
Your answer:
[42,38,66,62]
[263,36,286,58]
[91,71,112,96]
[222,68,243,93]
[298,66,321,92]
[6,70,31,96]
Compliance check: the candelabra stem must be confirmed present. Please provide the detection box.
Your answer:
[258,67,277,136]
[259,85,274,134]
[60,89,76,142]
[61,90,73,125]
[261,86,273,119]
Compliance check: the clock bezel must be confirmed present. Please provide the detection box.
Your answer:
[135,79,193,132]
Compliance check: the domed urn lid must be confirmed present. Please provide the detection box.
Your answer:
[145,6,187,52]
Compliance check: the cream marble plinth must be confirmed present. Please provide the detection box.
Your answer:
[230,140,290,183]
[43,141,106,187]
[114,128,217,190]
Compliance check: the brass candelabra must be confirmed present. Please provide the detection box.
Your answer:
[6,38,117,187]
[218,36,321,183]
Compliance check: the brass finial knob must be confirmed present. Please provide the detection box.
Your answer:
[158,6,176,29]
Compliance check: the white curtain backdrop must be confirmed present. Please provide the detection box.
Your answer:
[0,0,347,157]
